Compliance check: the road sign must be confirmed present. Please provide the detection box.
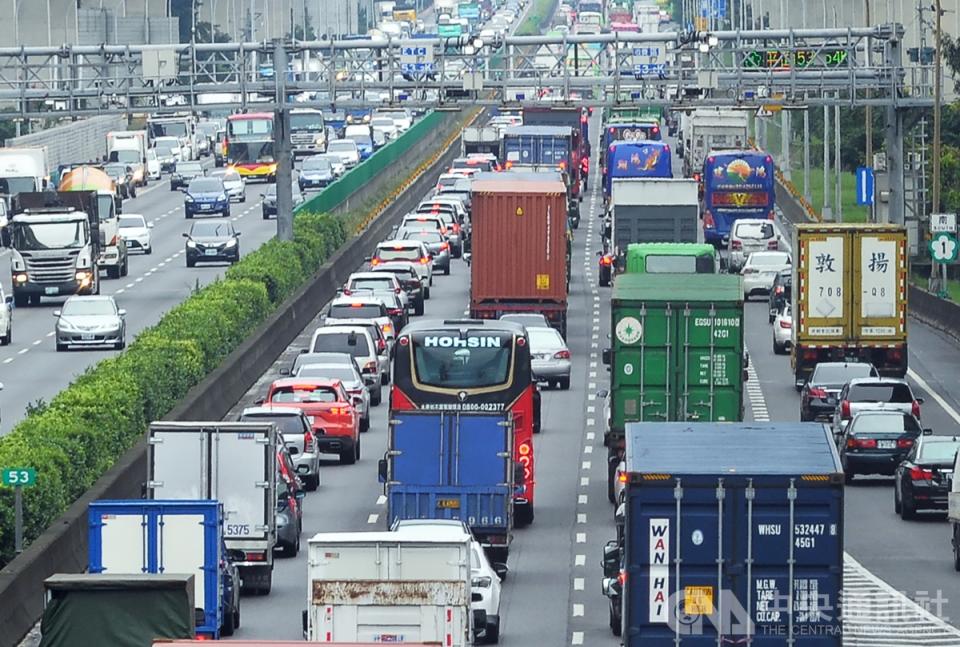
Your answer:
[1,467,36,487]
[929,232,959,263]
[856,166,875,206]
[930,213,957,234]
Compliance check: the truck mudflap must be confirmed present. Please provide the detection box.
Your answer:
[793,342,907,388]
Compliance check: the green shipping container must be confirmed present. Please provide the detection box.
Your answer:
[610,273,744,430]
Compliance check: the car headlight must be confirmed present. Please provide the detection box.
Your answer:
[219,194,228,201]
[225,239,237,248]
[472,576,492,588]
[186,240,197,248]
[185,195,194,202]
[275,513,287,527]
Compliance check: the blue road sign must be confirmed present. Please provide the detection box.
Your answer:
[856,166,875,206]
[700,0,727,18]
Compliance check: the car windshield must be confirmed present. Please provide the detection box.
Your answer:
[347,134,373,146]
[113,150,139,164]
[851,413,920,434]
[189,178,223,193]
[812,364,875,384]
[372,118,394,128]
[736,222,775,239]
[918,440,960,462]
[213,170,241,183]
[190,221,233,237]
[501,314,548,327]
[351,277,396,291]
[62,299,115,316]
[12,220,87,250]
[197,122,220,136]
[404,231,443,243]
[269,386,339,403]
[848,383,914,403]
[296,365,358,382]
[155,144,175,156]
[241,413,304,435]
[311,332,371,356]
[645,254,715,273]
[375,267,417,281]
[177,163,203,175]
[303,158,332,171]
[329,303,383,319]
[118,216,145,229]
[528,327,565,352]
[749,253,790,266]
[103,165,126,178]
[377,246,421,261]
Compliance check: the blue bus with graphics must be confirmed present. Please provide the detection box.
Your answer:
[701,149,776,246]
[603,140,672,201]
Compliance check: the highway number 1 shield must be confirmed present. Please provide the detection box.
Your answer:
[930,233,959,263]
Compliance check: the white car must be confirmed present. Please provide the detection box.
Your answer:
[344,271,410,312]
[773,303,792,355]
[145,149,162,179]
[210,167,246,202]
[727,218,787,272]
[314,153,347,177]
[327,138,361,168]
[741,251,791,300]
[0,283,12,345]
[117,213,154,255]
[392,519,506,644]
[376,108,413,132]
[370,116,399,141]
[370,240,434,298]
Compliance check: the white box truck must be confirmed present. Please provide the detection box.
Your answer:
[681,109,749,177]
[609,178,700,256]
[107,130,148,188]
[146,421,278,595]
[305,530,474,645]
[0,147,49,199]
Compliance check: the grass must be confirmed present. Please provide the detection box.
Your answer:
[515,0,557,35]
[911,270,960,302]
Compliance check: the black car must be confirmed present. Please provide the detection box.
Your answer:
[800,361,878,422]
[839,411,924,483]
[894,433,956,519]
[169,161,205,190]
[261,182,305,219]
[768,269,792,323]
[183,220,241,267]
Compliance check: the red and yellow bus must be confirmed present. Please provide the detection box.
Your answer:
[224,113,276,181]
[390,319,538,526]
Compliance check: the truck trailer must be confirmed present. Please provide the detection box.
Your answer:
[608,177,698,262]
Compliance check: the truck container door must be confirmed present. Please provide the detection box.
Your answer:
[452,412,512,529]
[158,508,218,628]
[612,306,673,422]
[677,304,744,422]
[212,430,272,541]
[795,229,850,343]
[388,412,447,522]
[90,508,149,574]
[148,430,207,500]
[853,230,907,342]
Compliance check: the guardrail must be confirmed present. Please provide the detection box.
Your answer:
[0,109,468,645]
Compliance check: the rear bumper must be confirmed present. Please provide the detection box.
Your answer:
[846,452,910,475]
[15,278,92,297]
[314,433,355,455]
[794,343,908,385]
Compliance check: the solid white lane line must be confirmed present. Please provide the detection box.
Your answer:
[907,368,960,426]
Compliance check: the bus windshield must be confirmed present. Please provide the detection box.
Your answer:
[411,332,513,388]
[227,118,273,139]
[227,141,275,164]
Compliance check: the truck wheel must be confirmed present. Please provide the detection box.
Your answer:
[371,386,382,406]
[610,602,622,636]
[607,460,618,504]
[953,528,960,572]
[424,286,431,299]
[13,293,27,308]
[485,615,500,643]
[515,502,534,527]
[360,417,370,433]
[233,605,240,629]
[305,473,320,491]
[258,575,272,596]
[220,602,236,636]
[1,321,11,345]
[120,256,129,277]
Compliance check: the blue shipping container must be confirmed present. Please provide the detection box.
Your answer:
[605,141,673,198]
[383,411,514,556]
[622,423,843,646]
[88,500,231,638]
[501,125,574,168]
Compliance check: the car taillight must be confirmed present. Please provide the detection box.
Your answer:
[329,406,350,415]
[440,242,449,251]
[768,239,779,249]
[381,323,394,335]
[731,240,742,250]
[779,319,791,329]
[897,438,914,449]
[703,210,714,228]
[370,258,381,265]
[617,570,627,586]
[600,255,613,266]
[767,210,775,220]
[388,308,402,315]
[554,350,571,359]
[452,223,461,233]
[364,361,378,373]
[912,400,921,418]
[808,387,827,398]
[419,257,430,264]
[847,437,877,449]
[775,285,784,295]
[394,287,402,294]
[910,466,933,481]
[377,339,386,352]
[841,400,851,419]
[518,441,532,480]
[304,429,316,452]
[342,288,352,295]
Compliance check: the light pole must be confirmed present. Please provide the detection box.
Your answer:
[865,0,874,221]
[932,0,943,215]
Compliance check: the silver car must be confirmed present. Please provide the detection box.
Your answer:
[499,313,551,330]
[741,251,791,300]
[399,228,451,275]
[528,326,571,390]
[727,218,787,272]
[54,295,126,351]
[239,406,321,490]
[294,362,371,432]
[211,168,246,202]
[772,303,792,355]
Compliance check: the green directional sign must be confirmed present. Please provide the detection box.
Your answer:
[930,232,959,264]
[2,467,37,487]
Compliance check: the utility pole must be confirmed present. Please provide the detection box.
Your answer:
[823,101,832,220]
[865,0,874,221]
[802,0,811,201]
[835,96,842,221]
[274,40,294,242]
[779,0,790,180]
[932,0,943,215]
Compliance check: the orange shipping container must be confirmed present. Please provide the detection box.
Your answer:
[469,178,569,335]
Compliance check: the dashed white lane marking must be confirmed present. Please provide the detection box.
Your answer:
[907,368,960,426]
[31,339,40,346]
[575,554,585,566]
[578,494,588,504]
[46,332,54,337]
[571,631,584,645]
[572,604,584,617]
[165,256,174,263]
[115,289,125,294]
[367,513,378,524]
[3,357,12,364]
[582,461,591,470]
[583,445,593,454]
[17,348,28,354]
[577,513,587,524]
[586,432,595,441]
[574,578,585,591]
[745,362,769,422]
[586,406,595,413]
[376,495,387,505]
[576,532,586,543]
[135,277,144,283]
[125,282,134,288]
[580,477,589,486]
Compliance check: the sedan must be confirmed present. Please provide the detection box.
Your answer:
[184,177,230,218]
[399,228,450,275]
[499,313,551,330]
[528,326,571,390]
[169,160,205,190]
[183,220,241,267]
[799,361,878,422]
[299,156,336,191]
[768,269,792,323]
[210,168,246,202]
[327,139,361,168]
[274,474,304,556]
[371,116,399,141]
[117,214,153,255]
[294,362,371,432]
[772,303,792,355]
[145,150,162,180]
[54,295,126,351]
[239,405,321,490]
[839,411,924,482]
[741,251,791,300]
[261,183,305,220]
[894,432,955,520]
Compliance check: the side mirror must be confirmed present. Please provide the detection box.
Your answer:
[235,232,242,237]
[601,577,616,597]
[147,222,155,228]
[279,368,291,376]
[596,389,609,399]
[254,398,265,405]
[181,232,189,238]
[364,256,373,262]
[601,348,611,366]
[601,540,620,578]
[378,458,388,483]
[351,394,364,406]
[917,397,925,405]
[924,428,934,435]
[118,309,127,316]
[4,295,12,306]
[52,310,62,317]
[295,490,306,501]
[492,562,509,581]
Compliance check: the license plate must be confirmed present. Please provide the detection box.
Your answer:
[878,440,896,449]
[201,204,211,209]
[44,287,58,295]
[437,498,460,509]
[81,333,94,340]
[205,249,218,256]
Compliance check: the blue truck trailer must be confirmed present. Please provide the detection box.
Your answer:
[88,499,241,639]
[603,422,843,645]
[379,410,515,562]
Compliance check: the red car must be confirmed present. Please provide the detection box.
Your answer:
[262,378,361,465]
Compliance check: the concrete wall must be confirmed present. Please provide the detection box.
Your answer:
[4,115,127,171]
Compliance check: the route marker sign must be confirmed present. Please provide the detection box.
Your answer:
[930,213,957,234]
[855,167,875,206]
[2,466,36,555]
[930,232,959,263]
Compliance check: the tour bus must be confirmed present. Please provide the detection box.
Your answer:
[390,319,539,526]
[224,113,276,181]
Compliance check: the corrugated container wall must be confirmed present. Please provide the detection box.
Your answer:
[470,179,569,305]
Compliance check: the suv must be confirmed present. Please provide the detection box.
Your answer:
[370,241,433,297]
[727,218,786,272]
[239,406,321,490]
[309,326,384,404]
[833,377,923,433]
[800,362,879,422]
[768,269,792,323]
[324,320,392,387]
[343,271,410,312]
[369,262,426,315]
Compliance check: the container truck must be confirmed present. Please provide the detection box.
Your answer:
[701,149,775,246]
[601,422,843,644]
[4,191,103,306]
[624,242,718,274]
[603,141,672,201]
[791,223,908,387]
[469,178,570,336]
[39,574,195,647]
[461,126,500,157]
[146,421,279,595]
[501,125,580,222]
[147,113,198,160]
[378,410,516,561]
[0,147,48,200]
[681,108,749,178]
[601,273,745,503]
[57,165,129,277]
[521,107,588,198]
[87,500,241,638]
[607,177,698,258]
[304,530,474,645]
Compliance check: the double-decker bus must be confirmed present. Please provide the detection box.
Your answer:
[224,113,276,181]
[390,319,538,527]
